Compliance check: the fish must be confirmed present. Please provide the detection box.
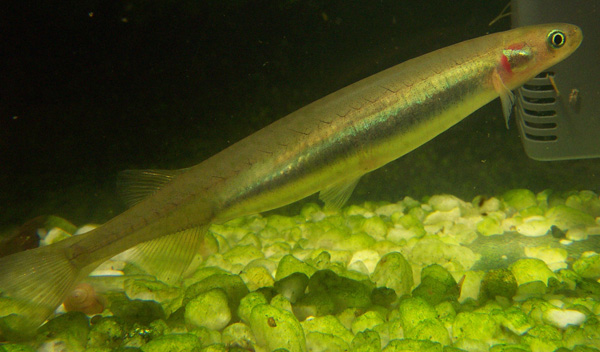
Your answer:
[0,23,582,333]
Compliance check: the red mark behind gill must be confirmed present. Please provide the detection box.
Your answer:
[500,42,526,74]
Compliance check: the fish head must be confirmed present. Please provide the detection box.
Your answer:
[497,23,583,90]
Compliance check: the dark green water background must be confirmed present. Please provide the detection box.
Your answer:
[1,0,598,230]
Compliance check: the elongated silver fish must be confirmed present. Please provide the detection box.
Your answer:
[0,23,582,333]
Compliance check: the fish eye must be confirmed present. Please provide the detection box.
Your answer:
[547,30,566,49]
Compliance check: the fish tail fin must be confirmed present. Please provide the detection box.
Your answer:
[0,237,84,338]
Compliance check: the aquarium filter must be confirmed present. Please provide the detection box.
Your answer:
[511,0,600,160]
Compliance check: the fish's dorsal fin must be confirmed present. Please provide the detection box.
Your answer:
[492,69,515,129]
[319,176,361,209]
[117,168,189,207]
[118,226,208,284]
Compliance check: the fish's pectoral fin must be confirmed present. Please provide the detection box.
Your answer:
[492,69,515,129]
[117,168,190,207]
[319,176,361,210]
[118,226,207,284]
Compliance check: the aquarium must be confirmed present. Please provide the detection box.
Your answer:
[1,1,599,351]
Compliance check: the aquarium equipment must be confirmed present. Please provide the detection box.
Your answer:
[512,0,600,160]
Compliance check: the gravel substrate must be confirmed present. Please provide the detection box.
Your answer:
[3,189,600,352]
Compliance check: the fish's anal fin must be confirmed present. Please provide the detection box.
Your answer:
[117,168,189,208]
[492,69,515,129]
[117,226,206,284]
[319,176,361,210]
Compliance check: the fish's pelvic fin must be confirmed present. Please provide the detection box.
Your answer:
[117,168,189,207]
[117,226,207,284]
[492,69,515,129]
[0,236,84,337]
[319,176,361,210]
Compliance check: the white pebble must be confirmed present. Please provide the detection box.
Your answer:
[349,250,380,274]
[543,308,586,329]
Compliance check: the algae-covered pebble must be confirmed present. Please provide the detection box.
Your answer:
[199,344,227,352]
[404,318,450,345]
[110,295,165,327]
[271,294,293,313]
[237,232,262,248]
[240,265,274,291]
[371,252,413,297]
[183,266,231,287]
[351,311,385,334]
[382,339,443,352]
[375,202,405,217]
[524,246,568,271]
[349,250,380,274]
[266,214,299,232]
[546,205,597,231]
[515,216,552,237]
[188,326,221,346]
[351,329,381,352]
[140,333,201,352]
[478,196,501,213]
[521,324,562,352]
[293,291,336,320]
[305,331,349,352]
[184,273,249,319]
[503,189,537,211]
[477,216,504,236]
[444,347,470,352]
[86,317,124,349]
[387,225,423,243]
[301,315,354,344]
[185,289,231,330]
[249,304,306,352]
[412,276,457,306]
[221,322,256,349]
[562,320,600,349]
[222,245,264,267]
[411,237,479,271]
[515,281,548,300]
[300,202,322,219]
[424,208,461,225]
[566,227,589,241]
[573,253,600,279]
[480,269,518,300]
[307,270,372,311]
[520,206,545,218]
[452,311,500,342]
[124,278,181,304]
[397,297,437,331]
[510,258,557,286]
[370,287,397,308]
[394,213,424,230]
[458,270,485,303]
[412,264,459,305]
[495,307,534,335]
[312,228,346,250]
[339,232,376,251]
[238,292,269,324]
[434,301,456,326]
[209,224,250,244]
[274,272,309,303]
[361,216,388,240]
[36,312,90,352]
[428,194,464,212]
[0,344,36,352]
[275,255,316,281]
